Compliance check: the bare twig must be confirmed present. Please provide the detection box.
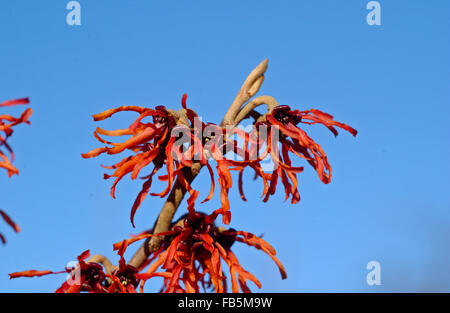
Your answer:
[220,59,269,127]
[88,254,117,275]
[234,95,279,126]
[128,163,202,269]
[167,109,189,126]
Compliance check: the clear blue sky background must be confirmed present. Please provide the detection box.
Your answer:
[1,0,449,292]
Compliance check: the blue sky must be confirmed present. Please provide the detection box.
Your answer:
[0,0,449,292]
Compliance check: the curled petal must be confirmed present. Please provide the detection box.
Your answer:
[77,250,91,261]
[9,270,62,279]
[81,147,109,159]
[201,162,215,204]
[95,127,134,137]
[92,106,148,121]
[299,109,358,137]
[107,127,156,155]
[0,210,20,233]
[0,98,29,107]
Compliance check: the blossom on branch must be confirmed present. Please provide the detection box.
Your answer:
[82,103,191,227]
[236,105,357,204]
[9,250,140,293]
[106,257,140,293]
[113,212,286,293]
[9,250,104,293]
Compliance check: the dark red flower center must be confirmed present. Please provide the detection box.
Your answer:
[272,105,301,125]
[114,265,139,288]
[152,115,168,127]
[79,263,106,291]
[152,106,172,128]
[175,213,236,252]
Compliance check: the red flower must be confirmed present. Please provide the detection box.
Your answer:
[82,95,220,227]
[106,257,140,293]
[82,104,182,226]
[0,98,32,177]
[238,105,357,204]
[113,212,286,293]
[9,250,107,293]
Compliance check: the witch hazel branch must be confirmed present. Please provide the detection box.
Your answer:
[9,60,357,293]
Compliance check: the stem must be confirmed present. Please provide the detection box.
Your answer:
[128,163,202,269]
[233,95,279,126]
[220,59,268,127]
[88,254,117,275]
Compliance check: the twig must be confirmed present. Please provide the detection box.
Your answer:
[128,163,202,269]
[220,59,269,127]
[234,95,279,126]
[167,109,189,126]
[88,254,117,275]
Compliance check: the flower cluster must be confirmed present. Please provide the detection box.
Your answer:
[81,104,180,227]
[114,212,286,293]
[9,250,140,293]
[82,95,356,227]
[9,211,285,293]
[244,105,357,204]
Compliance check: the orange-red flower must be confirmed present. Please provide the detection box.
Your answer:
[200,128,287,225]
[0,98,32,177]
[9,250,140,293]
[82,95,221,227]
[113,212,286,293]
[237,105,357,204]
[82,105,183,226]
[106,257,140,293]
[9,250,106,293]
